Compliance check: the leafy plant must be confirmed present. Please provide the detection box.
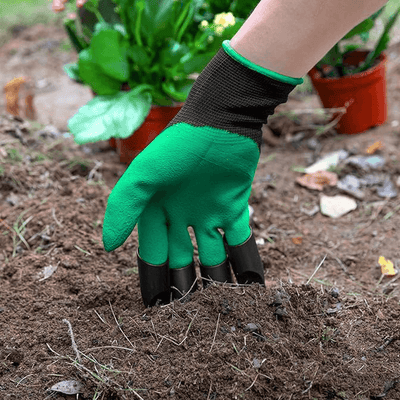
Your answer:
[61,0,245,144]
[316,5,400,77]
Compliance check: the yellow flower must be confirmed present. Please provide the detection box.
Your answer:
[215,26,224,36]
[214,12,236,28]
[200,20,209,29]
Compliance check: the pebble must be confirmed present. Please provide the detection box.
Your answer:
[243,323,259,333]
[5,193,19,206]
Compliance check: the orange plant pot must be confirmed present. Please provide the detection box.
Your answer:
[308,51,387,134]
[116,104,183,164]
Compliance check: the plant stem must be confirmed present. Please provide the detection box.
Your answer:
[135,2,144,47]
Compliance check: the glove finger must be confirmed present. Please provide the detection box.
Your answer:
[194,226,227,267]
[103,126,205,252]
[223,204,252,247]
[137,200,168,265]
[167,224,194,269]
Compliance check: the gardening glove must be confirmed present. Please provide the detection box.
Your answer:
[103,40,303,307]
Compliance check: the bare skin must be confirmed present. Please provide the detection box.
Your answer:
[231,0,388,78]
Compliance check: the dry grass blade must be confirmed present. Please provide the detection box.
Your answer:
[209,313,220,353]
[62,319,81,363]
[108,301,135,350]
[306,254,327,285]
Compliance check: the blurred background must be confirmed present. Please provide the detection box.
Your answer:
[1,0,400,131]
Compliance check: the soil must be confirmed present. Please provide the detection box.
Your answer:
[2,24,400,400]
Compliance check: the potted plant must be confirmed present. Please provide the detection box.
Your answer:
[58,0,246,163]
[308,4,400,134]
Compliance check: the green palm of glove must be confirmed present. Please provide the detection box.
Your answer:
[103,122,259,268]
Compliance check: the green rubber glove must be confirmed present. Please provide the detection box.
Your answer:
[103,40,303,292]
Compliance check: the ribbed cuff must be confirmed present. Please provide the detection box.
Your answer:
[222,40,304,86]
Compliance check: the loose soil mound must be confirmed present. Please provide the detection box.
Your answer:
[1,115,400,400]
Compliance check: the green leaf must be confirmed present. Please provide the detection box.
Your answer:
[161,40,190,66]
[64,19,88,53]
[355,6,400,73]
[343,18,374,39]
[161,80,193,102]
[63,63,82,83]
[69,85,153,144]
[141,0,176,47]
[127,45,151,67]
[113,23,127,37]
[91,23,129,81]
[78,48,121,95]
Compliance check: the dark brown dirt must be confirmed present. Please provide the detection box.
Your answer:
[1,24,400,400]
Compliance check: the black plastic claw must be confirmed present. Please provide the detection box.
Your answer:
[224,229,265,285]
[170,261,198,300]
[199,259,232,288]
[137,251,170,307]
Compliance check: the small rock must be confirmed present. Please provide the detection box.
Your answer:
[345,155,385,171]
[37,265,58,282]
[360,173,387,186]
[306,137,321,151]
[320,195,357,218]
[270,292,283,306]
[300,204,319,217]
[48,380,83,395]
[305,150,349,173]
[377,178,397,198]
[256,238,265,245]
[330,288,339,298]
[337,175,365,200]
[37,125,60,138]
[274,306,288,318]
[252,358,262,368]
[5,193,19,206]
[243,323,259,333]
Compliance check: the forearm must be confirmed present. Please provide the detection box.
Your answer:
[231,0,388,78]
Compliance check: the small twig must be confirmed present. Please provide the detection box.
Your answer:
[376,336,399,352]
[46,343,62,357]
[93,309,109,326]
[16,374,34,386]
[84,345,135,352]
[108,301,135,350]
[209,313,220,353]
[245,374,259,391]
[51,208,63,227]
[88,160,103,181]
[206,381,213,400]
[306,255,327,285]
[170,278,199,303]
[62,319,82,363]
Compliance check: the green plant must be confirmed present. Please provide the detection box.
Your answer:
[316,4,400,77]
[7,148,22,163]
[60,0,245,144]
[321,326,337,342]
[12,210,33,257]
